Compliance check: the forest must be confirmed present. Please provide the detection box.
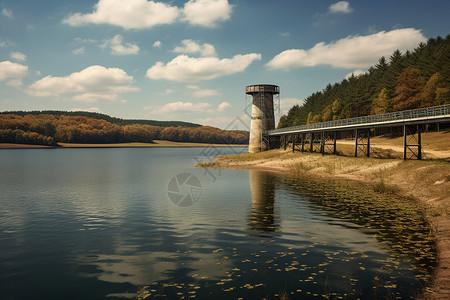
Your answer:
[0,114,249,146]
[278,35,450,128]
[0,110,201,128]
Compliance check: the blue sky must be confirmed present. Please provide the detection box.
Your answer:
[1,0,449,128]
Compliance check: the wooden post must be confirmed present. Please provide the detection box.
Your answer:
[354,129,358,157]
[367,129,371,157]
[310,133,314,152]
[284,135,287,150]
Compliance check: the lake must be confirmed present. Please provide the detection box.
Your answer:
[0,147,435,299]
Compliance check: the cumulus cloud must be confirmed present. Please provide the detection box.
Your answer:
[10,52,26,62]
[266,28,426,70]
[328,1,353,14]
[192,88,219,98]
[345,69,366,79]
[63,0,232,29]
[70,107,103,113]
[154,101,212,113]
[27,65,139,102]
[63,0,180,29]
[153,40,162,48]
[217,101,230,111]
[72,47,85,55]
[2,8,13,19]
[0,61,28,86]
[159,88,174,95]
[146,53,261,82]
[103,35,140,55]
[173,39,216,57]
[182,0,232,27]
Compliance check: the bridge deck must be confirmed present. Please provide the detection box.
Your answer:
[267,104,450,136]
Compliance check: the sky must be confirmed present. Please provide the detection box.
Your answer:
[0,0,449,129]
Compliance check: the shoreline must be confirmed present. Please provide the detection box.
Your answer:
[197,149,450,299]
[0,140,248,149]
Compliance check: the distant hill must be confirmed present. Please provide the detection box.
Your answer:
[0,110,202,128]
[278,34,450,128]
[0,113,248,146]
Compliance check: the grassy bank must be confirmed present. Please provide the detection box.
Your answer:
[197,149,450,299]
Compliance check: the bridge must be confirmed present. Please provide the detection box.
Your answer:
[263,104,450,160]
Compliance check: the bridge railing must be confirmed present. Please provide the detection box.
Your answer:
[267,104,450,134]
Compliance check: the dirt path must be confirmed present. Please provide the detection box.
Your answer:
[337,140,450,159]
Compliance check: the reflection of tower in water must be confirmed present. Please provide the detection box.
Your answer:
[248,170,279,234]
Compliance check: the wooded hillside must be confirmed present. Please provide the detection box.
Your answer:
[278,35,450,128]
[0,114,248,146]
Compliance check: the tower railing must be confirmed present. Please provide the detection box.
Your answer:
[267,104,450,135]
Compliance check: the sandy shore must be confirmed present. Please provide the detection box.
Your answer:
[0,140,248,149]
[198,149,450,299]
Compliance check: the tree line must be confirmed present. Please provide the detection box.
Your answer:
[0,110,201,128]
[278,35,450,128]
[0,114,249,146]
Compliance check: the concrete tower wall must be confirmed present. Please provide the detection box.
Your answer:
[246,85,279,153]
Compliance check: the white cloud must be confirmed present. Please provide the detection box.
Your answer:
[186,85,199,89]
[182,0,232,27]
[154,101,212,113]
[153,40,162,48]
[0,61,28,86]
[2,8,13,19]
[173,39,216,57]
[146,53,261,82]
[10,52,26,62]
[72,47,85,55]
[328,1,353,14]
[28,65,139,102]
[280,98,304,114]
[70,107,103,113]
[217,101,230,111]
[266,28,426,70]
[192,88,219,98]
[63,0,180,29]
[159,88,174,95]
[72,94,118,103]
[104,35,140,55]
[345,69,366,79]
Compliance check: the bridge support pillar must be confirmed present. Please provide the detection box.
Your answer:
[292,134,296,152]
[333,132,337,155]
[355,129,371,157]
[403,125,423,160]
[310,133,314,152]
[321,131,325,155]
[283,135,287,151]
[302,133,305,152]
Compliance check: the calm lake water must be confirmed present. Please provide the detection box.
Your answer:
[0,147,436,299]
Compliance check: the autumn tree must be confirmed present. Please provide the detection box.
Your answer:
[392,67,424,111]
[371,88,392,114]
[419,72,446,107]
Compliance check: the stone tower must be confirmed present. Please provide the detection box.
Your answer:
[246,84,279,153]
